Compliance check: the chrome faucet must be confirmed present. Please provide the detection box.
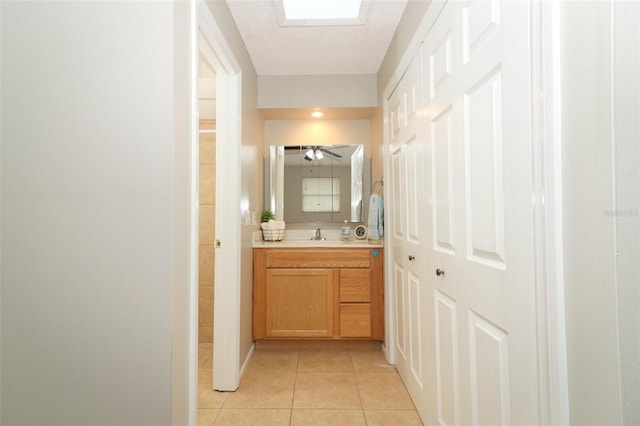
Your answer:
[311,227,325,241]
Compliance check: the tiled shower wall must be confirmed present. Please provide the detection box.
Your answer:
[199,119,216,343]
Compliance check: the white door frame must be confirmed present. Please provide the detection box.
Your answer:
[529,1,570,423]
[196,0,243,394]
[381,1,569,424]
[171,0,241,425]
[172,1,242,423]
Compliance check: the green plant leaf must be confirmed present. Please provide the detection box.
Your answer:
[261,210,275,223]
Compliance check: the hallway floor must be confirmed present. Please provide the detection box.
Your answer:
[197,343,423,425]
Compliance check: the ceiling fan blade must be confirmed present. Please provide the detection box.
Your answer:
[318,147,342,159]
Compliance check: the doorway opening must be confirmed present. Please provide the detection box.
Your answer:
[196,51,217,398]
[193,1,243,420]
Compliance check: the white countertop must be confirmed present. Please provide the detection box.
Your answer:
[252,229,383,248]
[253,239,383,248]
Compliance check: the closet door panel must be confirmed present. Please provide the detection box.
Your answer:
[387,49,432,420]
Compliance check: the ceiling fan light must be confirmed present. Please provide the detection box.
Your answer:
[306,149,315,159]
[315,150,324,160]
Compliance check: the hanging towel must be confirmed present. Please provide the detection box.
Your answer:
[367,194,384,240]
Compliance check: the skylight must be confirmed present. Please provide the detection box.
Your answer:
[282,0,362,20]
[275,0,370,27]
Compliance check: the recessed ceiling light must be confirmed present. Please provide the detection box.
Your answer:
[311,111,324,118]
[282,0,361,20]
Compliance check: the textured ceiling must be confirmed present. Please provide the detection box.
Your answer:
[226,0,409,76]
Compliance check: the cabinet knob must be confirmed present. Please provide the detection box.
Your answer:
[436,268,445,277]
[408,255,415,261]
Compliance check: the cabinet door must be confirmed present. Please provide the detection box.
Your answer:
[265,269,334,338]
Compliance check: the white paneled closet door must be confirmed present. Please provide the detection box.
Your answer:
[387,50,435,420]
[388,0,541,424]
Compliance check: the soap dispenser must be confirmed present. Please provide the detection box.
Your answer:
[341,220,350,240]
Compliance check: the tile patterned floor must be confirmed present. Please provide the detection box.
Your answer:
[198,343,423,425]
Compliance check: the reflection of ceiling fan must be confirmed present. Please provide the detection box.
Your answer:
[284,145,343,161]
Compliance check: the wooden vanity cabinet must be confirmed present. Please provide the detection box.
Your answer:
[253,248,383,340]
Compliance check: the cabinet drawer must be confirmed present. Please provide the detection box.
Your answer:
[340,269,371,302]
[265,249,370,268]
[339,304,371,337]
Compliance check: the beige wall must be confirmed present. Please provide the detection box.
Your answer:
[198,120,216,344]
[265,119,371,149]
[258,74,377,108]
[369,108,384,185]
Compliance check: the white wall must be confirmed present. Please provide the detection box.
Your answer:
[614,2,640,423]
[258,74,377,108]
[560,1,639,423]
[1,2,179,424]
[171,1,195,422]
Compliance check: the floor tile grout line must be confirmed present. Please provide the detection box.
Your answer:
[288,350,301,425]
[350,351,369,424]
[349,351,370,425]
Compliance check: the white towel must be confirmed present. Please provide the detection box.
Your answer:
[367,194,384,239]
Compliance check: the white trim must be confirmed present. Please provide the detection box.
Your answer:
[531,1,570,424]
[190,0,199,421]
[381,140,395,365]
[0,0,3,418]
[238,342,256,379]
[195,0,243,395]
[197,2,241,73]
[172,1,198,424]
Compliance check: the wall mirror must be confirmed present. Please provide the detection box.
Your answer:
[265,144,369,224]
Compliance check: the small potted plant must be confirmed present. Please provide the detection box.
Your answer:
[261,210,275,223]
[260,210,285,241]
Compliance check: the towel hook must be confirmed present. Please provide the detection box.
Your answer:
[373,178,384,194]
